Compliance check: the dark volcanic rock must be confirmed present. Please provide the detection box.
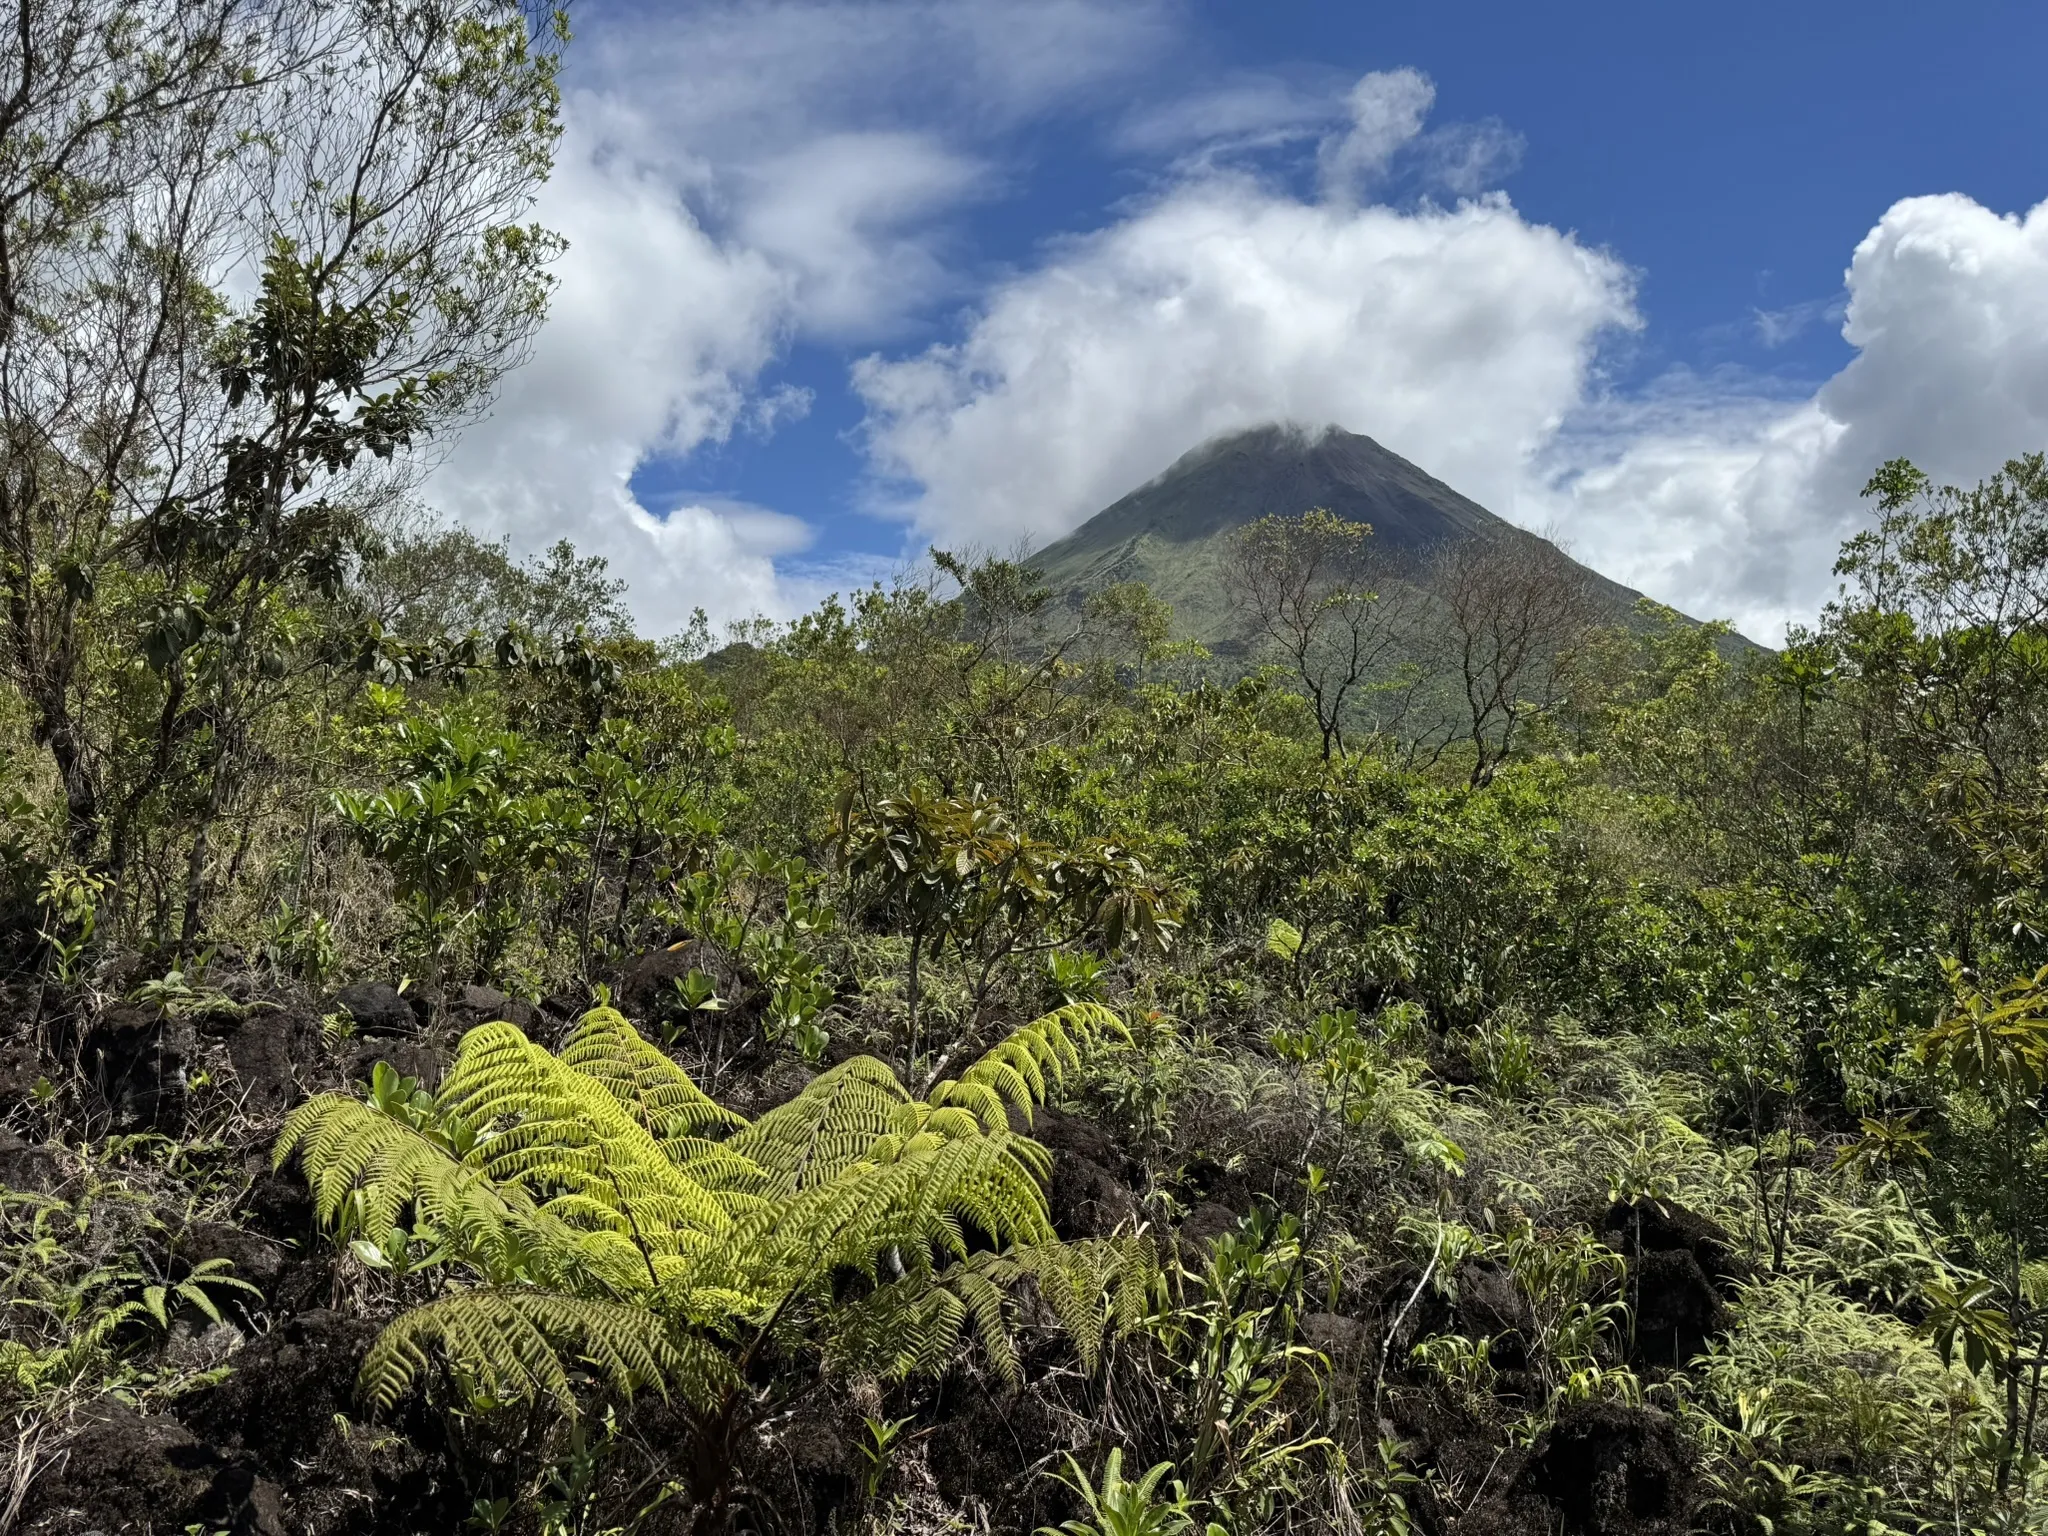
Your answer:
[1600,1199,1751,1368]
[1175,1201,1242,1257]
[1454,1260,1539,1373]
[179,1310,380,1467]
[1600,1198,1746,1284]
[175,1308,461,1534]
[925,1368,1066,1524]
[240,1165,317,1243]
[449,981,541,1031]
[348,1034,448,1088]
[1479,1401,1693,1536]
[331,980,422,1037]
[0,1033,43,1118]
[23,1402,220,1533]
[33,1311,453,1536]
[177,1218,290,1299]
[1299,1311,1371,1378]
[21,1401,289,1536]
[84,1003,194,1132]
[223,1006,324,1112]
[0,1130,63,1194]
[619,939,746,1023]
[1022,1105,1141,1239]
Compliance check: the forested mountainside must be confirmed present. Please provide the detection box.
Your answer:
[8,5,2048,1536]
[1025,424,1749,752]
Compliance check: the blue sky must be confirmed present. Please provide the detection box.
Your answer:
[425,0,2048,640]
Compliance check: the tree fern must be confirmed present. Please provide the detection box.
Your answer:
[359,1289,712,1412]
[974,1234,1159,1375]
[275,1000,1150,1461]
[929,1001,1126,1132]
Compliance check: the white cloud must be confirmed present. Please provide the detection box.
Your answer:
[1550,193,2048,640]
[1823,193,2048,481]
[853,164,1638,552]
[854,77,2048,647]
[1316,69,1436,199]
[420,0,1174,631]
[422,116,801,630]
[421,3,2048,647]
[1752,294,1845,348]
[732,131,988,339]
[1114,70,1342,163]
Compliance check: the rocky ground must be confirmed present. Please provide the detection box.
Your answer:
[0,951,1735,1536]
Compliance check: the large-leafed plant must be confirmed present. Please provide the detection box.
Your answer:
[276,1002,1152,1529]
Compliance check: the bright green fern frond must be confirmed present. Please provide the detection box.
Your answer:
[277,1092,515,1239]
[560,1006,749,1147]
[279,1011,1118,1429]
[764,1129,1055,1284]
[946,1265,1020,1388]
[825,1276,966,1383]
[436,1022,735,1243]
[359,1289,719,1413]
[727,1056,914,1195]
[929,1003,1125,1131]
[974,1233,1158,1375]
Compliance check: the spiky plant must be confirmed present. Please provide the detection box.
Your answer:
[276,1001,1153,1530]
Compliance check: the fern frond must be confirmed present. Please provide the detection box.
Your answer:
[929,1003,1125,1131]
[437,1022,737,1245]
[360,1289,728,1413]
[946,1265,1020,1387]
[560,1006,749,1151]
[825,1277,966,1383]
[282,1011,1120,1427]
[727,1056,914,1195]
[277,1093,514,1238]
[973,1233,1158,1375]
[762,1129,1056,1281]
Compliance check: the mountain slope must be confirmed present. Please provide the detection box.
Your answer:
[1029,423,1655,653]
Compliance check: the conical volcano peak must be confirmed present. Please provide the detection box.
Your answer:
[1026,422,1650,648]
[1048,422,1507,560]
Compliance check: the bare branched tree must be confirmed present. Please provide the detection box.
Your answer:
[1426,532,1601,786]
[1222,508,1405,759]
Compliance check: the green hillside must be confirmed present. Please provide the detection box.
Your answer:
[1030,422,1658,659]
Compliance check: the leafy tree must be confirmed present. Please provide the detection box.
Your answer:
[0,0,566,944]
[333,717,571,984]
[836,786,1183,1071]
[1915,961,2048,1489]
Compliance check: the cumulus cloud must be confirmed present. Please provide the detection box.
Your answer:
[420,0,1174,631]
[855,65,2048,646]
[1549,194,2048,639]
[422,115,803,629]
[421,1,2048,645]
[854,84,1635,553]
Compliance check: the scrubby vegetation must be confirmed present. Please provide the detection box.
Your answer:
[7,4,2048,1536]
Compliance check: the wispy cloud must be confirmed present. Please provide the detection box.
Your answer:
[1752,293,1848,348]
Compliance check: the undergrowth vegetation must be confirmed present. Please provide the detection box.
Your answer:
[9,449,2048,1536]
[6,5,2048,1533]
